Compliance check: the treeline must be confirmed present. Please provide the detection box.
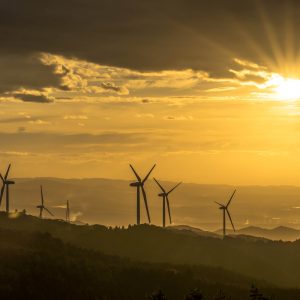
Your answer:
[0,227,300,299]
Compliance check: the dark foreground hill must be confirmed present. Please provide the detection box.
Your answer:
[1,226,300,300]
[1,213,300,288]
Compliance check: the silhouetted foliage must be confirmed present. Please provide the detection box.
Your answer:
[214,289,229,300]
[249,284,269,300]
[148,289,167,300]
[0,213,299,299]
[185,288,204,299]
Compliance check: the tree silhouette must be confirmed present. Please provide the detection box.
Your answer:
[148,289,167,300]
[185,288,204,300]
[214,289,228,300]
[249,284,269,300]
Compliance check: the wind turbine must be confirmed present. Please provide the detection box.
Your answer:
[153,178,182,227]
[215,189,236,238]
[0,164,15,213]
[37,186,54,219]
[129,164,156,225]
[66,200,70,222]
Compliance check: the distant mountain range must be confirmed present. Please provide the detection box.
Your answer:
[4,177,300,236]
[170,224,300,241]
[218,225,300,241]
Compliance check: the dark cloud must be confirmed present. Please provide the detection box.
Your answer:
[0,0,299,96]
[101,82,124,93]
[13,93,53,103]
[0,53,63,94]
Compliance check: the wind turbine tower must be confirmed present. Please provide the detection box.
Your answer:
[215,189,237,238]
[129,164,156,225]
[154,178,182,227]
[37,186,54,219]
[0,164,15,213]
[66,200,70,222]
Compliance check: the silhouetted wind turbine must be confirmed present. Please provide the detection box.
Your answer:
[153,178,182,227]
[215,190,236,238]
[37,186,54,219]
[66,200,70,222]
[129,164,156,225]
[0,164,15,213]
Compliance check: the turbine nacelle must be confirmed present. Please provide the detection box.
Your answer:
[158,193,165,197]
[5,180,15,185]
[130,182,141,187]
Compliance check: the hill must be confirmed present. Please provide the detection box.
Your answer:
[1,220,300,299]
[1,212,300,289]
[168,225,221,238]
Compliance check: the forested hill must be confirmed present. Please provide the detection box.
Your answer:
[1,226,300,300]
[1,212,300,289]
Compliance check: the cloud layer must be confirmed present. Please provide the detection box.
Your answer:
[1,0,300,101]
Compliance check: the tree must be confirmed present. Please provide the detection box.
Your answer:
[148,289,167,300]
[249,284,269,300]
[214,289,228,300]
[185,288,204,300]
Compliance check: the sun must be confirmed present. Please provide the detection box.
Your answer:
[272,76,300,100]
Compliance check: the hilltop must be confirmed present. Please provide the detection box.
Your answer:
[1,212,300,289]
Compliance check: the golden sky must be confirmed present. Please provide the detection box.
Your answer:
[1,0,300,185]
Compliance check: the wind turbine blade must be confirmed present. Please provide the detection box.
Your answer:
[142,164,156,183]
[167,182,182,195]
[0,175,5,206]
[44,207,54,217]
[4,164,11,180]
[40,186,44,205]
[226,189,236,208]
[166,195,172,224]
[129,164,141,182]
[141,186,151,223]
[226,209,235,232]
[214,201,224,207]
[153,177,166,193]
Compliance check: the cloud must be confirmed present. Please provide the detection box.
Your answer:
[101,82,129,95]
[63,115,88,120]
[0,1,298,104]
[28,119,51,125]
[13,93,53,103]
[0,53,64,95]
[1,0,298,80]
[0,151,30,157]
[135,113,154,118]
[163,115,194,121]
